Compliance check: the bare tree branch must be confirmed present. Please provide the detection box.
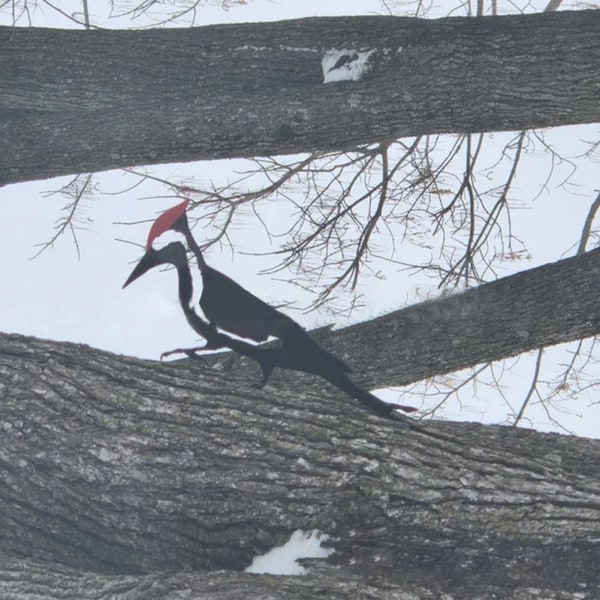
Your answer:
[30,173,93,260]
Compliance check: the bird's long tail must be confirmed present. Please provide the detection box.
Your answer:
[277,329,416,418]
[324,372,417,418]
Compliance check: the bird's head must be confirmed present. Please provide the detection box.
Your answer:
[145,199,190,250]
[122,241,188,289]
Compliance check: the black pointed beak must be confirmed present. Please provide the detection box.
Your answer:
[122,250,160,289]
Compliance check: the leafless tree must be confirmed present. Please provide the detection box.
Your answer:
[2,2,600,597]
[8,0,597,429]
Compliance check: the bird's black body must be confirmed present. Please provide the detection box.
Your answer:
[175,214,292,342]
[123,241,415,417]
[172,210,353,376]
[199,264,292,342]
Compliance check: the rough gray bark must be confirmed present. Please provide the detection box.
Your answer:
[2,9,599,185]
[0,556,593,600]
[1,250,600,599]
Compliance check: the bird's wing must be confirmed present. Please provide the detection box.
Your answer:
[199,268,283,342]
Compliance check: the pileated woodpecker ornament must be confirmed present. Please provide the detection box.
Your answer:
[123,200,416,418]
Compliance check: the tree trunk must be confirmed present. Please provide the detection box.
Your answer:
[1,250,600,598]
[2,9,599,185]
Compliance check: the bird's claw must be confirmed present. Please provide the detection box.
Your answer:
[160,347,209,364]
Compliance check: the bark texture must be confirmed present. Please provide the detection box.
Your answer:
[2,9,599,185]
[0,556,593,600]
[1,250,600,598]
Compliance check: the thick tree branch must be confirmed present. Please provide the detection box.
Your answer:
[205,247,600,392]
[0,554,592,599]
[0,329,600,598]
[2,9,599,184]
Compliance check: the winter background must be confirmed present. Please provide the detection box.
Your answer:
[1,0,598,572]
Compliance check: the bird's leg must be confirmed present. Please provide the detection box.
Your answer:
[161,321,223,361]
[252,358,275,389]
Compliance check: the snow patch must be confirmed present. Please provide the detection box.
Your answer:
[245,529,333,575]
[322,48,376,83]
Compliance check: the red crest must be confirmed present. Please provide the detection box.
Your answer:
[146,199,190,249]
